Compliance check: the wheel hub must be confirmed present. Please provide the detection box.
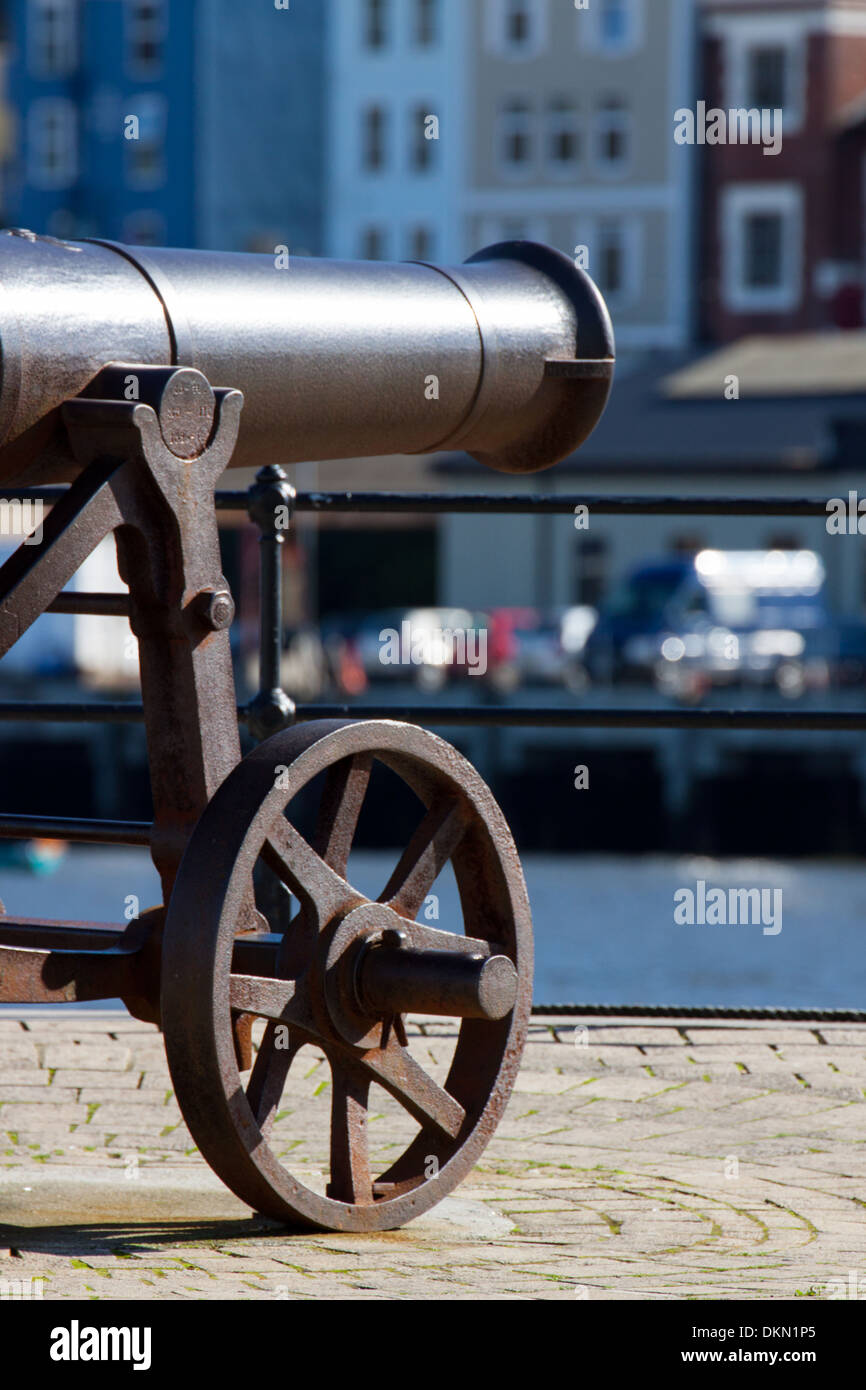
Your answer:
[322,901,519,1049]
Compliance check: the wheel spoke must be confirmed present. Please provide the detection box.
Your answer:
[357,1036,466,1141]
[379,798,468,919]
[405,923,493,957]
[246,1022,304,1134]
[228,973,318,1036]
[327,1058,373,1205]
[262,816,363,925]
[315,754,372,876]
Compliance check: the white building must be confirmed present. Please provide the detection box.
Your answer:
[325,0,467,264]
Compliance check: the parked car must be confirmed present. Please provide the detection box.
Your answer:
[486,606,597,693]
[320,606,487,692]
[585,550,832,698]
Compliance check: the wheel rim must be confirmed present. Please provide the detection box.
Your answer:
[161,719,533,1232]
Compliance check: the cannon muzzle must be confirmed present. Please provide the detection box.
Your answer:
[0,230,614,483]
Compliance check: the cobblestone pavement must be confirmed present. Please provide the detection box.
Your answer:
[1,1011,865,1300]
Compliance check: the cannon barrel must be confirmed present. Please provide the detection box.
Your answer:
[0,230,614,484]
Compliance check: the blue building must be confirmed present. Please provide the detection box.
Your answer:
[3,0,327,252]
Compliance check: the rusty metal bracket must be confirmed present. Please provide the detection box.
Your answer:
[0,366,248,1022]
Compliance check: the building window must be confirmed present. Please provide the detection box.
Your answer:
[505,0,530,45]
[499,98,535,173]
[600,0,629,47]
[364,0,388,49]
[582,215,640,305]
[594,95,630,172]
[28,0,77,78]
[578,0,642,56]
[408,225,434,260]
[722,184,803,312]
[546,98,579,174]
[125,93,166,189]
[415,0,438,46]
[125,0,166,79]
[362,105,387,171]
[485,0,547,58]
[360,226,387,260]
[728,34,804,132]
[123,209,166,245]
[410,105,437,171]
[597,220,625,295]
[28,97,77,188]
[744,212,783,289]
[749,46,787,110]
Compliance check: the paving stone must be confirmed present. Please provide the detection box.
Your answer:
[1,1012,866,1300]
[0,1045,39,1069]
[1,1103,89,1126]
[0,1023,28,1038]
[684,1028,822,1046]
[51,1070,144,1091]
[41,1045,131,1071]
[0,1087,79,1104]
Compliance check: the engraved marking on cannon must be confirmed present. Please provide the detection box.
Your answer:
[158,370,216,458]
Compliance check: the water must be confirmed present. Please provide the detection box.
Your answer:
[1,847,864,1011]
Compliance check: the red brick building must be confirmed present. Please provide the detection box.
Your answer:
[699,0,866,342]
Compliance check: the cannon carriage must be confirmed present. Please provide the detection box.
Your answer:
[0,232,613,1231]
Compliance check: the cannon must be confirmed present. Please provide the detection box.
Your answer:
[0,232,613,1231]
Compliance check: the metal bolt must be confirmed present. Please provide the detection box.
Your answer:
[195,587,235,631]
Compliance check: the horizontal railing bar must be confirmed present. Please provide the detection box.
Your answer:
[0,702,145,723]
[0,701,864,731]
[1,487,838,517]
[46,592,130,616]
[531,1003,866,1021]
[257,492,838,518]
[293,704,866,731]
[0,814,151,844]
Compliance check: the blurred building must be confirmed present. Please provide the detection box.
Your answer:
[327,0,698,358]
[465,0,698,358]
[699,0,866,340]
[2,0,327,251]
[5,0,195,243]
[325,0,464,263]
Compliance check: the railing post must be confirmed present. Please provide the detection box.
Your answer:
[245,464,297,740]
[245,464,297,934]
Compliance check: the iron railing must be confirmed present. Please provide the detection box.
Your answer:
[1,469,863,1022]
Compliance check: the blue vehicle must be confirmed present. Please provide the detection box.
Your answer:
[584,550,835,696]
[584,559,694,684]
